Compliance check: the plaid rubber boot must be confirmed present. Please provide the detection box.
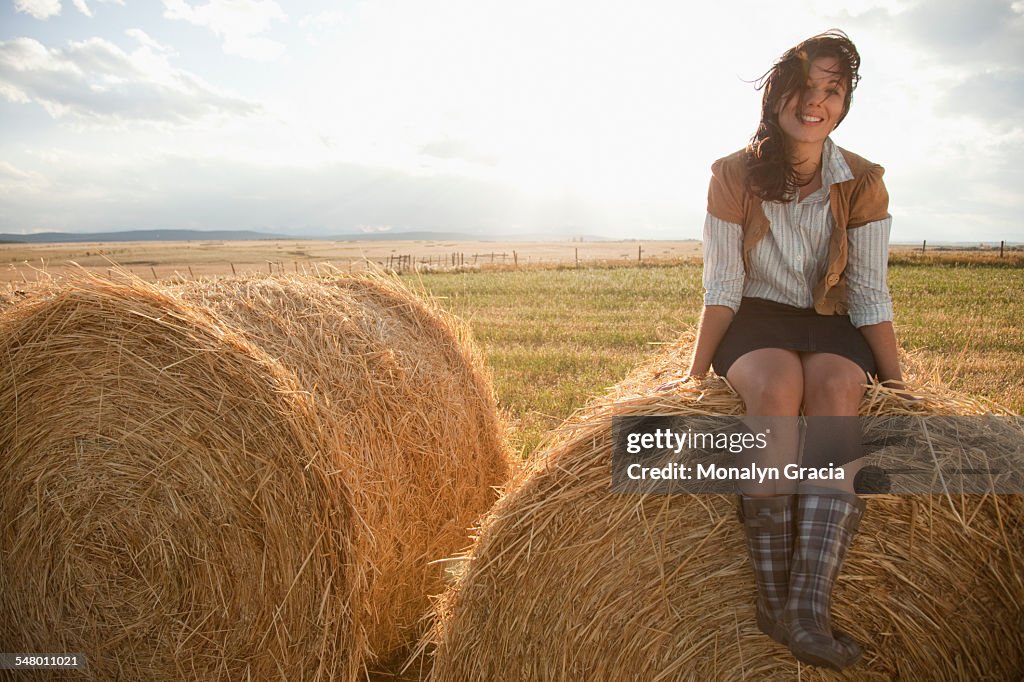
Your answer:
[738,495,794,645]
[783,489,866,670]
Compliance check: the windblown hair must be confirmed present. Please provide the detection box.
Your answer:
[745,30,861,202]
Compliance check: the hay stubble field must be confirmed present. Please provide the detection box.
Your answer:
[402,260,1024,453]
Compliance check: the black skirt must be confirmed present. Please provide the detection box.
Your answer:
[711,297,877,378]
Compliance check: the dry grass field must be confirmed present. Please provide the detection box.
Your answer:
[404,262,1024,453]
[0,239,703,283]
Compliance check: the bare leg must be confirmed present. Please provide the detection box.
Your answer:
[727,348,803,496]
[799,352,868,494]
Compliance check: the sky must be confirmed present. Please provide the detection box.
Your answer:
[1,0,1022,241]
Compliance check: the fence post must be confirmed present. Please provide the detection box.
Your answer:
[513,250,518,268]
[1000,240,1005,258]
[638,244,642,264]
[230,262,236,276]
[575,247,579,268]
[921,240,926,254]
[151,266,158,281]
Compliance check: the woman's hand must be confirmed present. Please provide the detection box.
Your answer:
[685,361,709,380]
[860,322,917,401]
[879,377,918,402]
[657,374,704,392]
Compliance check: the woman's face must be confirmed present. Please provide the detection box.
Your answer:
[775,56,849,149]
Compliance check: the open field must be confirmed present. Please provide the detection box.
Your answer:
[0,239,703,283]
[2,241,1021,456]
[400,264,1024,454]
[3,238,1020,284]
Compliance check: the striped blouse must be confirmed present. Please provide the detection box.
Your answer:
[702,138,894,328]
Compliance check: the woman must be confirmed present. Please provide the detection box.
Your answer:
[687,30,903,670]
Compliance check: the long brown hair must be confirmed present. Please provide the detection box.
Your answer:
[745,30,861,202]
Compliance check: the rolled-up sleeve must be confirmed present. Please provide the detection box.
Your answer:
[702,212,744,312]
[845,216,894,327]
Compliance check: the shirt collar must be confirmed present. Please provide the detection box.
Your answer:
[823,137,853,188]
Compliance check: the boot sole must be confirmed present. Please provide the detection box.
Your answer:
[789,643,862,671]
[759,611,863,669]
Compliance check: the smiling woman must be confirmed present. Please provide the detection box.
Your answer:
[687,29,902,672]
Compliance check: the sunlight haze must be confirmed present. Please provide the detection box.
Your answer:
[1,0,1022,241]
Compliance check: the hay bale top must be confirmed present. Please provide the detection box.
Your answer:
[177,271,498,413]
[603,333,1013,416]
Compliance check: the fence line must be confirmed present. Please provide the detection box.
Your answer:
[3,242,1020,286]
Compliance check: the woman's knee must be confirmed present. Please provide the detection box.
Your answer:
[802,356,867,413]
[728,351,804,414]
[745,381,803,413]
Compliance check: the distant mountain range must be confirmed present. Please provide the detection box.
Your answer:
[0,229,620,244]
[0,229,288,243]
[0,230,1015,245]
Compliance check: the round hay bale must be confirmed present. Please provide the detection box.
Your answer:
[427,337,1024,681]
[0,276,357,681]
[177,273,509,665]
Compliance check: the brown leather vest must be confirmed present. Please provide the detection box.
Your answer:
[706,145,890,315]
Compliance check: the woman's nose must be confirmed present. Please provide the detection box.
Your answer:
[803,86,826,106]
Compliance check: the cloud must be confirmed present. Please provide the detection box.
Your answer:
[0,33,259,125]
[13,0,61,20]
[897,0,1024,66]
[419,138,497,166]
[0,155,539,235]
[14,0,124,19]
[298,9,343,30]
[839,0,1024,129]
[298,9,344,46]
[123,28,174,54]
[0,161,47,195]
[162,0,287,61]
[941,70,1024,129]
[70,0,91,17]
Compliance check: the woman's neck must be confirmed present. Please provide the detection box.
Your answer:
[789,139,826,199]
[789,139,825,178]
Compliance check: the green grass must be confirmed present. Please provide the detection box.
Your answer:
[405,262,1024,456]
[888,262,1024,413]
